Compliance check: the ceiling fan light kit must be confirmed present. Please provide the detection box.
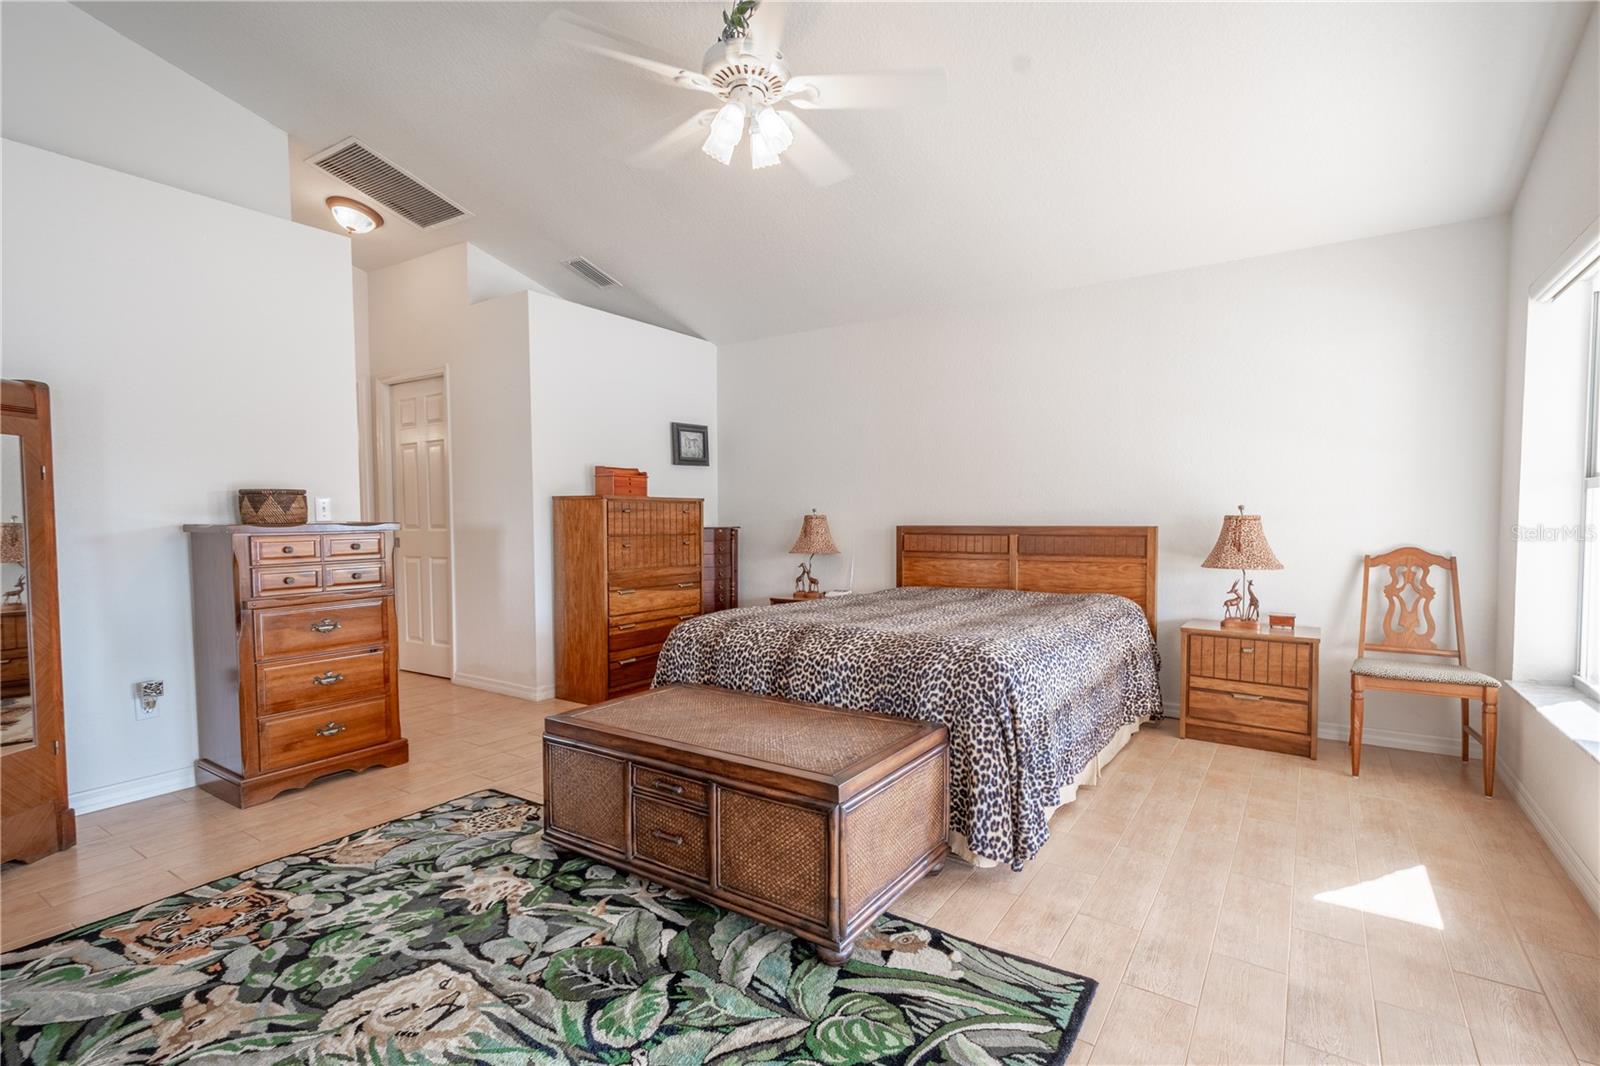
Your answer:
[552,1,944,185]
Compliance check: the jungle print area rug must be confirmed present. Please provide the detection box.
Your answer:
[1,791,1096,1065]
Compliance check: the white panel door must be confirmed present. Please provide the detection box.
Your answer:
[389,376,452,677]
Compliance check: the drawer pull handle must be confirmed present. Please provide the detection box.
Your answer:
[350,542,362,550]
[1240,647,1256,654]
[617,589,636,596]
[616,623,637,631]
[652,781,685,795]
[617,657,639,666]
[312,671,345,686]
[676,582,695,589]
[283,576,297,585]
[679,614,695,620]
[650,829,684,846]
[350,572,364,580]
[316,721,346,737]
[1230,693,1264,702]
[281,545,295,554]
[311,619,341,633]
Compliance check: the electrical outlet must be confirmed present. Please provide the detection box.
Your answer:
[134,679,163,720]
[314,496,332,521]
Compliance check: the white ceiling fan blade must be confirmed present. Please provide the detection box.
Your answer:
[543,10,716,95]
[779,113,852,187]
[746,0,787,55]
[781,70,946,110]
[624,110,717,170]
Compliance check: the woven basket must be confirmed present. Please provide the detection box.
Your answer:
[238,489,308,527]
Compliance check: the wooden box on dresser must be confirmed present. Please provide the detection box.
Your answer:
[702,525,739,613]
[183,523,408,807]
[554,496,703,704]
[1180,620,1321,758]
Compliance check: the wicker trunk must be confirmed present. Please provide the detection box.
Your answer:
[542,684,949,965]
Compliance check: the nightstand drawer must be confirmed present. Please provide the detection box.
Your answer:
[1188,687,1309,734]
[1187,633,1313,689]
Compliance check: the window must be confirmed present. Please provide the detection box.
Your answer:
[1579,285,1600,701]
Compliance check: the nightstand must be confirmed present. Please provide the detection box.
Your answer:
[1179,620,1321,758]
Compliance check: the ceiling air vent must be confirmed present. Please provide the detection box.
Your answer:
[310,139,469,230]
[565,257,620,288]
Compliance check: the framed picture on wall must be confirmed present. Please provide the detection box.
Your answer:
[671,423,709,466]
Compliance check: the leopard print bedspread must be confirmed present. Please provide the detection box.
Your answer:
[653,587,1163,866]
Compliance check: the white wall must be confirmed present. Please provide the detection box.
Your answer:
[2,140,359,810]
[1,3,289,218]
[1495,9,1599,913]
[365,251,718,700]
[528,293,718,694]
[366,245,539,698]
[719,217,1509,751]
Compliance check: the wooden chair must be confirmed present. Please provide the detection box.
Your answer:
[1350,547,1500,795]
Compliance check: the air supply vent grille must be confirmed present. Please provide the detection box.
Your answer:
[310,140,468,230]
[565,257,620,288]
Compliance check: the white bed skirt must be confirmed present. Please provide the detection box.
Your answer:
[948,716,1147,868]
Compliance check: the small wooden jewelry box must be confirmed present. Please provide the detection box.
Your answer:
[1268,612,1297,631]
[594,466,648,497]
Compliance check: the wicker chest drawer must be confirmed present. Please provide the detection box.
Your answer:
[632,796,710,882]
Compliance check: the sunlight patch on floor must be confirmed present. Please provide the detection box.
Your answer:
[1315,865,1443,928]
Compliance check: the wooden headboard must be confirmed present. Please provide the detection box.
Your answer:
[895,525,1159,637]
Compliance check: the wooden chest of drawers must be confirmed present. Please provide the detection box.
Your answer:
[183,523,408,806]
[553,496,703,704]
[1179,620,1321,758]
[544,684,949,965]
[702,525,739,612]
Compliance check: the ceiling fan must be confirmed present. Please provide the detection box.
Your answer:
[545,1,944,186]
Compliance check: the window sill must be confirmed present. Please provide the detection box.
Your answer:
[1507,681,1600,762]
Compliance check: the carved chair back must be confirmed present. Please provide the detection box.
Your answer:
[1357,547,1469,665]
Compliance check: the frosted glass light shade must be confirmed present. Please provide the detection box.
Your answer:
[325,196,382,235]
[754,107,794,154]
[750,128,781,169]
[701,102,745,165]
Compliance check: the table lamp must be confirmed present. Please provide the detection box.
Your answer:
[789,510,839,599]
[1202,505,1282,630]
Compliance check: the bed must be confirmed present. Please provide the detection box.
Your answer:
[653,524,1163,867]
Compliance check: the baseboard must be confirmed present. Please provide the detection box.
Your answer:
[1317,722,1462,757]
[451,672,542,702]
[535,683,557,701]
[1498,762,1600,916]
[69,765,198,815]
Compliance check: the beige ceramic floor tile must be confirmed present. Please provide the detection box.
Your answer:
[1186,953,1288,1065]
[1233,816,1297,886]
[1525,942,1600,1063]
[1286,929,1379,1065]
[1053,915,1143,1045]
[1080,845,1169,930]
[1454,973,1578,1066]
[1291,857,1366,947]
[1364,913,1465,1025]
[1090,984,1196,1066]
[1124,890,1221,1005]
[1375,1001,1479,1066]
[1214,872,1293,973]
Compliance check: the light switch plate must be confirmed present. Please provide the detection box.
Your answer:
[314,497,332,521]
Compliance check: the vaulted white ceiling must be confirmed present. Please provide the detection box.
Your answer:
[82,2,1592,343]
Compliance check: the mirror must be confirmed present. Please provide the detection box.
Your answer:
[1,432,33,751]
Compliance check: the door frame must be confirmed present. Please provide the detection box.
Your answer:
[374,368,459,680]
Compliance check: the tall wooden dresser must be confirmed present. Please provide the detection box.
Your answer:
[554,496,703,704]
[183,522,409,806]
[702,526,739,612]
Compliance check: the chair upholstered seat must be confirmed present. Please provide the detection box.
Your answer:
[1351,657,1500,688]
